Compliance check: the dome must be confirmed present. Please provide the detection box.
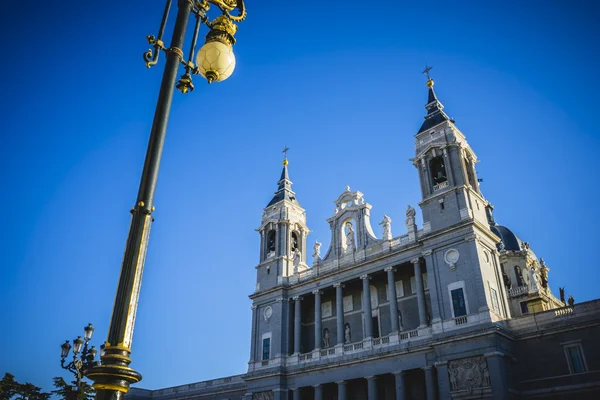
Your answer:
[490,225,523,251]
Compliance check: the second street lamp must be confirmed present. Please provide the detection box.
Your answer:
[60,324,100,400]
[85,1,246,399]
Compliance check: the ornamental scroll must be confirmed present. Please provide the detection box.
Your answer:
[253,391,274,400]
[448,356,491,394]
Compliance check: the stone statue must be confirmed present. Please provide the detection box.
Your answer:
[502,270,512,289]
[313,241,322,260]
[379,215,392,240]
[344,323,351,344]
[292,248,301,274]
[528,266,539,292]
[398,312,404,331]
[345,222,356,252]
[323,328,330,348]
[405,205,416,228]
[568,295,575,307]
[498,241,506,252]
[559,287,566,304]
[539,259,549,289]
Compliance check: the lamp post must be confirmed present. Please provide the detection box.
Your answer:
[85,1,246,399]
[60,324,101,400]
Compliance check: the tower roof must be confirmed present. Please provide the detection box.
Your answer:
[417,77,452,134]
[266,158,301,208]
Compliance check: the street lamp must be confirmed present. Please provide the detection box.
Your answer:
[85,1,246,399]
[60,324,101,399]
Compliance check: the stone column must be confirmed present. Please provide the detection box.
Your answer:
[361,275,373,338]
[284,223,290,276]
[287,300,294,355]
[249,305,257,362]
[335,283,345,345]
[424,366,436,400]
[385,267,399,333]
[260,230,265,261]
[413,258,428,327]
[273,388,285,400]
[393,371,406,400]
[442,147,454,187]
[366,376,377,400]
[434,362,451,399]
[293,296,302,354]
[421,250,441,322]
[275,223,280,256]
[314,290,322,350]
[485,352,509,400]
[292,388,300,400]
[244,392,253,400]
[314,384,323,400]
[337,381,347,400]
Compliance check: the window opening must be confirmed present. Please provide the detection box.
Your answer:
[451,288,467,317]
[430,156,448,187]
[565,344,587,374]
[515,266,525,287]
[262,338,271,360]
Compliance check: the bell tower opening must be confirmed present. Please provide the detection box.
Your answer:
[430,156,447,190]
[266,230,276,255]
[291,231,299,252]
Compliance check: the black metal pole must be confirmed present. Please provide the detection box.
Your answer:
[87,1,193,399]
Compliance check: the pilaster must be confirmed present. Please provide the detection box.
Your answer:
[361,275,373,338]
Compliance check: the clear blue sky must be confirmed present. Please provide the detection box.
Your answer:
[1,0,599,393]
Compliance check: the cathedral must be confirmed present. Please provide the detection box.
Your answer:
[128,77,600,400]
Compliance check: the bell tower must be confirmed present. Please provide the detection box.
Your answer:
[412,71,489,234]
[255,152,309,292]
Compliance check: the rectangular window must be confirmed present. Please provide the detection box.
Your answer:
[520,301,529,315]
[410,277,416,294]
[564,344,587,374]
[343,295,353,312]
[396,280,404,298]
[262,338,271,360]
[451,288,467,317]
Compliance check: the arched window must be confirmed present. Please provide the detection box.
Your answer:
[267,230,276,254]
[291,232,299,252]
[430,156,447,186]
[514,266,524,287]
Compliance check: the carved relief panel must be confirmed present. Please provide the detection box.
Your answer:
[253,391,274,400]
[448,356,491,394]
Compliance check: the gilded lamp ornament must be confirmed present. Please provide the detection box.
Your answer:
[143,0,246,90]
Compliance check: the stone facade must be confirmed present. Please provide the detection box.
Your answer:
[127,81,600,400]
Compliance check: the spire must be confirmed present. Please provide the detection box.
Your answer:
[417,66,452,134]
[266,148,300,207]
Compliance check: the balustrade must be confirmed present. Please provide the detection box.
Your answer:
[433,180,449,191]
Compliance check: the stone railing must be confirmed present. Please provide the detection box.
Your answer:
[148,374,246,395]
[399,329,419,340]
[454,315,468,325]
[433,181,449,191]
[373,335,391,346]
[554,307,574,317]
[508,285,529,297]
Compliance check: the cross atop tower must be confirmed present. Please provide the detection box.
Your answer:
[422,65,433,81]
[282,146,289,165]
